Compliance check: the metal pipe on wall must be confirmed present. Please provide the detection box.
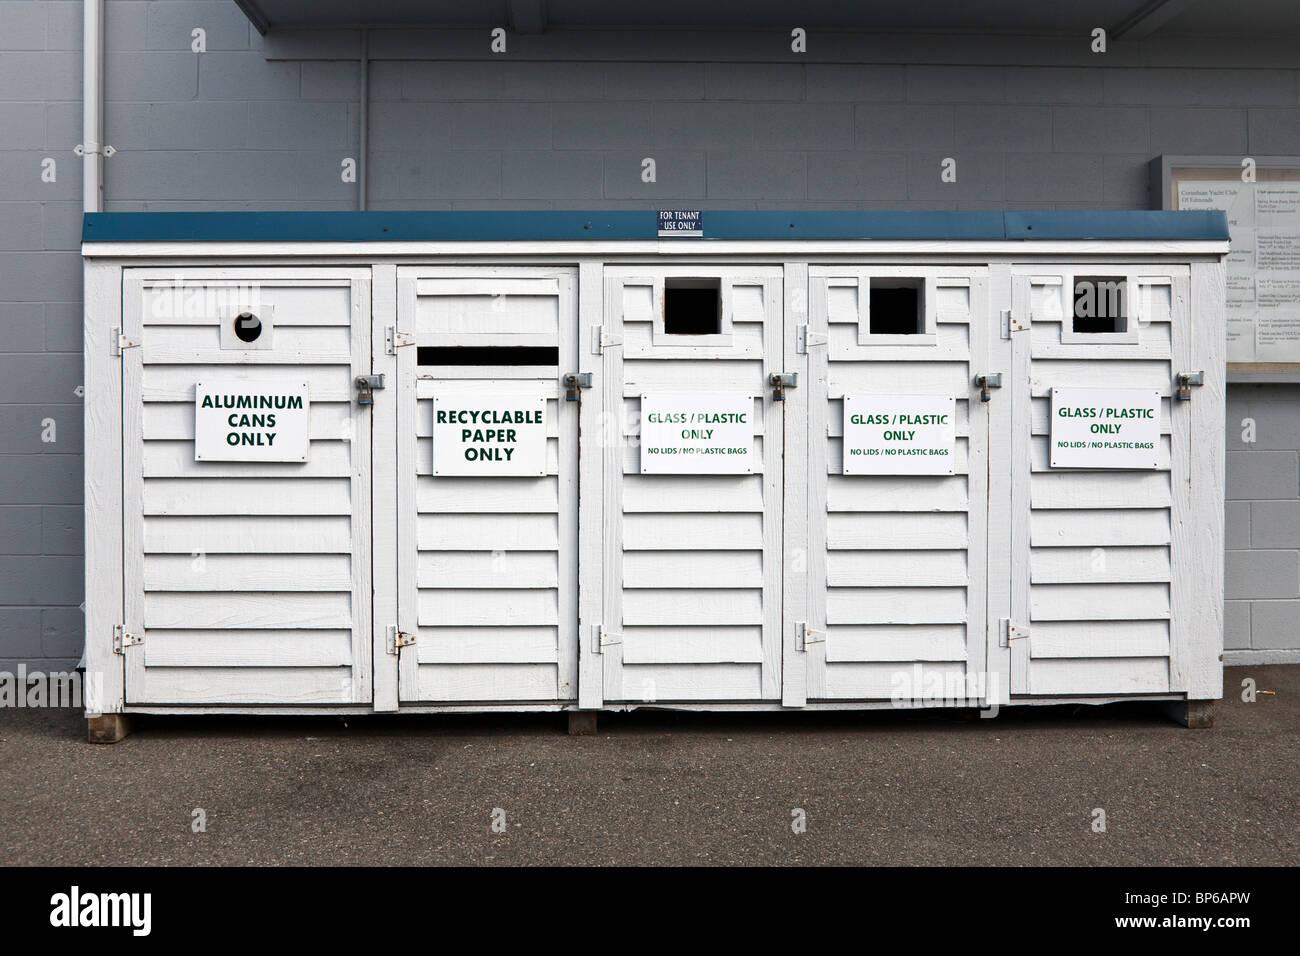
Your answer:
[359,29,369,211]
[82,0,104,213]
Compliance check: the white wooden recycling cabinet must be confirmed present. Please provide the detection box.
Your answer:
[81,210,1229,738]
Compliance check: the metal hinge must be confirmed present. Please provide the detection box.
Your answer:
[798,621,825,650]
[385,327,416,354]
[111,328,139,356]
[998,619,1029,649]
[592,624,622,652]
[592,325,623,353]
[797,325,827,354]
[1002,309,1028,338]
[386,626,416,655]
[112,624,142,654]
[1176,370,1205,401]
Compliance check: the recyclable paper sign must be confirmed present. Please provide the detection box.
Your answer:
[640,394,753,474]
[842,395,956,475]
[194,381,310,462]
[1050,387,1161,469]
[432,393,547,476]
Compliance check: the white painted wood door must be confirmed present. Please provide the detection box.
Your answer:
[797,267,991,705]
[393,270,578,704]
[121,268,373,705]
[1007,266,1190,696]
[595,267,785,704]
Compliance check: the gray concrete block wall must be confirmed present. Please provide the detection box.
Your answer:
[2,1,1300,669]
[1,0,89,673]
[1226,385,1300,661]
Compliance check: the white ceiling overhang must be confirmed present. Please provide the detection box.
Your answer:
[231,0,1297,38]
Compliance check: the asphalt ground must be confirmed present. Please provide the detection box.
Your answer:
[0,665,1294,866]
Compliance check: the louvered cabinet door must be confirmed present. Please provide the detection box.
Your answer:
[799,266,991,706]
[122,269,373,705]
[393,269,579,705]
[1007,267,1190,697]
[595,267,786,705]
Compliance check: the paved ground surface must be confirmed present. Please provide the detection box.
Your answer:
[1,665,1295,866]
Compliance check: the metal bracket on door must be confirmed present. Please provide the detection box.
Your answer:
[112,624,142,654]
[385,327,416,355]
[592,624,622,653]
[386,626,416,655]
[111,328,139,356]
[1001,309,1028,338]
[563,372,592,402]
[797,325,827,354]
[798,622,825,650]
[1175,370,1204,401]
[769,372,798,401]
[974,372,1002,402]
[592,325,622,353]
[355,374,385,406]
[998,619,1029,649]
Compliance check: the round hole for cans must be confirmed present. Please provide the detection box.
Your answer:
[234,312,263,343]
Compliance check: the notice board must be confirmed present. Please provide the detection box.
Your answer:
[1157,155,1300,379]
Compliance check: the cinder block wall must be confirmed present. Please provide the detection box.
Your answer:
[1227,386,1300,663]
[1,0,88,672]
[2,0,1298,670]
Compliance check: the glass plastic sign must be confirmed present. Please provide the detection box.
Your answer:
[432,393,547,476]
[194,381,310,462]
[640,393,753,474]
[842,395,956,475]
[1050,387,1161,469]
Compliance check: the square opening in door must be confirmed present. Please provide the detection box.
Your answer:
[1072,276,1128,334]
[868,278,924,335]
[664,278,722,335]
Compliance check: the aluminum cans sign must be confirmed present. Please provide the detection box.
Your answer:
[432,393,547,476]
[194,381,310,462]
[842,395,956,475]
[640,393,754,474]
[1050,387,1162,469]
